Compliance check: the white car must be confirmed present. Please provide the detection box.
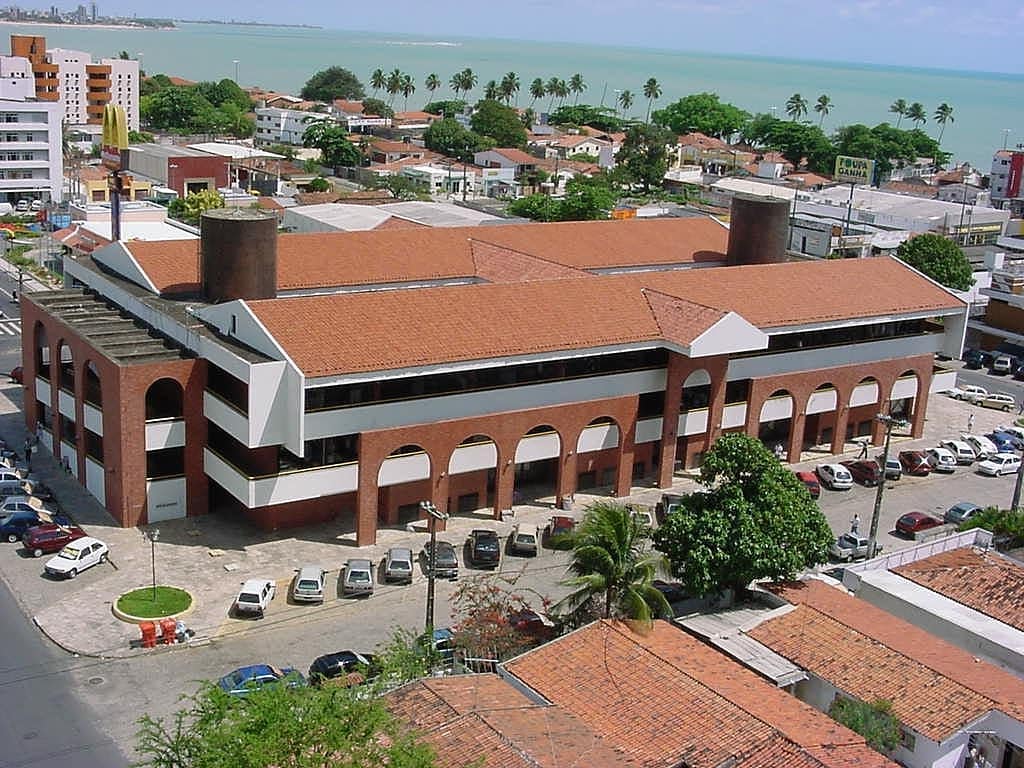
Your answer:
[977,453,1021,477]
[234,578,277,618]
[43,536,108,579]
[925,447,957,473]
[961,433,998,461]
[981,393,1016,412]
[816,463,853,490]
[948,384,988,403]
[292,565,326,603]
[939,439,977,464]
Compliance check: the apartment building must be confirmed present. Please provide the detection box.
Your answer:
[253,106,330,147]
[0,58,63,204]
[20,204,965,543]
[6,35,139,130]
[991,149,1024,216]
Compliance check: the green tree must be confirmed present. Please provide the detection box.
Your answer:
[557,500,671,624]
[361,97,394,120]
[569,73,586,105]
[814,94,832,127]
[906,101,927,128]
[448,71,463,99]
[422,99,465,118]
[128,129,154,143]
[507,193,560,221]
[617,89,634,116]
[369,68,386,97]
[651,92,750,139]
[300,66,365,101]
[458,67,477,99]
[385,68,402,108]
[894,233,974,291]
[652,433,833,597]
[528,78,545,109]
[193,78,252,111]
[452,572,554,661]
[470,99,527,147]
[308,176,331,192]
[558,174,616,220]
[545,76,560,114]
[140,72,173,97]
[500,71,520,105]
[642,77,662,122]
[548,104,622,132]
[169,189,224,226]
[302,120,361,167]
[785,93,808,121]
[766,120,834,172]
[740,112,780,147]
[616,123,673,192]
[424,72,441,99]
[141,86,211,132]
[267,143,297,161]
[959,507,1024,548]
[399,73,416,111]
[934,102,954,143]
[483,79,500,101]
[828,698,901,754]
[889,98,908,128]
[422,118,489,160]
[520,107,537,129]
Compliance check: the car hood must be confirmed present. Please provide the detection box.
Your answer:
[44,552,76,571]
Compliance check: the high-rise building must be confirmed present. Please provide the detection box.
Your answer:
[6,35,139,131]
[0,55,64,205]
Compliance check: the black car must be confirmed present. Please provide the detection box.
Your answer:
[422,540,459,578]
[962,349,983,369]
[308,651,378,686]
[466,529,500,568]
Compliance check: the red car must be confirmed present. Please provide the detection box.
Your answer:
[895,512,943,537]
[794,470,820,499]
[841,460,882,487]
[898,450,932,477]
[22,523,87,558]
[8,366,22,384]
[544,515,576,549]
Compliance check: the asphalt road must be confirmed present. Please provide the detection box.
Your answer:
[0,576,126,768]
[956,366,1024,404]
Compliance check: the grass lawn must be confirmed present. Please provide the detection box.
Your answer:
[116,586,192,618]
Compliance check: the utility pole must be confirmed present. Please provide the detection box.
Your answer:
[1011,455,1024,511]
[868,413,905,558]
[420,500,449,636]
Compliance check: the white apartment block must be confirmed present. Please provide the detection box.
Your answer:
[254,107,332,147]
[47,48,139,131]
[0,96,63,204]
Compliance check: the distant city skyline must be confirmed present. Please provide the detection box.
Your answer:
[69,0,1024,76]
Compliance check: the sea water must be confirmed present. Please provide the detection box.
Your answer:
[3,22,1021,169]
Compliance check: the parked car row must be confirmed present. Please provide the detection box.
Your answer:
[944,383,1018,412]
[961,349,1024,379]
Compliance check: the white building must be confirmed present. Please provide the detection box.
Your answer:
[45,47,139,131]
[0,76,63,204]
[254,107,331,147]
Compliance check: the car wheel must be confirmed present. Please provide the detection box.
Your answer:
[6,533,17,543]
[32,547,42,558]
[67,568,77,579]
[99,553,108,564]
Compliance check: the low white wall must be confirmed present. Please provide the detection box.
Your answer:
[678,409,709,437]
[84,456,105,506]
[760,395,793,421]
[60,440,77,479]
[203,391,250,445]
[253,462,359,506]
[576,423,620,453]
[634,417,662,444]
[849,381,879,407]
[83,402,103,436]
[807,388,837,414]
[515,432,561,463]
[722,402,747,429]
[378,452,430,487]
[145,418,186,450]
[146,476,186,522]
[449,442,498,475]
[58,389,75,420]
[35,376,50,405]
[891,376,918,400]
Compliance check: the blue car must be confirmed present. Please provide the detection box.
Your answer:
[217,664,306,697]
[0,510,71,543]
[986,432,1021,453]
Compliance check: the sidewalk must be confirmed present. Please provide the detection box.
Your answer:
[0,376,1014,659]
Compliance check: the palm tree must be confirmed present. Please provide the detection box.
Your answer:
[545,76,560,114]
[520,107,536,130]
[617,89,634,117]
[785,93,808,121]
[500,71,520,106]
[528,78,545,109]
[934,102,954,142]
[569,73,586,105]
[643,77,661,123]
[814,94,832,127]
[400,74,415,112]
[556,500,671,624]
[425,73,441,100]
[906,102,927,128]
[889,98,908,128]
[370,68,386,98]
[449,72,463,99]
[554,78,569,108]
[459,68,477,100]
[385,68,402,108]
[484,79,499,101]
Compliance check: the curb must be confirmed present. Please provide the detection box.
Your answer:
[32,615,105,659]
[110,586,195,624]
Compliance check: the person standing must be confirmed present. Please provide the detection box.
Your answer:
[24,443,31,471]
[850,513,860,534]
[967,413,975,433]
[858,440,869,459]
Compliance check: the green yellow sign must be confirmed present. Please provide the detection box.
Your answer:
[834,155,875,185]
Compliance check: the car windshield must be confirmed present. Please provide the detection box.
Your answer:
[238,592,260,603]
[349,571,370,582]
[59,546,81,559]
[390,559,411,570]
[297,580,320,591]
[475,538,498,551]
[516,534,536,543]
[839,535,856,546]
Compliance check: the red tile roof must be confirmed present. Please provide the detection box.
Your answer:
[489,147,540,165]
[503,620,896,768]
[385,674,631,768]
[678,132,732,151]
[752,580,1024,739]
[893,547,1024,632]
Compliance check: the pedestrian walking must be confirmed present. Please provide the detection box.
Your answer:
[967,413,975,433]
[858,440,869,459]
[1018,400,1023,416]
[850,514,860,534]
[24,444,31,471]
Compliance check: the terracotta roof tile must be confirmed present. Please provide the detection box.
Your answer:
[643,289,727,347]
[503,620,897,768]
[490,148,540,165]
[893,547,1024,632]
[754,580,1024,736]
[678,132,732,151]
[471,240,590,283]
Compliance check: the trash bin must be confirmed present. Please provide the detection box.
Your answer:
[139,621,157,649]
[159,618,177,645]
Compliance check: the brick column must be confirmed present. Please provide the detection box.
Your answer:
[432,472,450,531]
[495,457,515,518]
[705,358,728,444]
[614,421,636,498]
[786,410,806,464]
[831,403,850,455]
[355,449,379,547]
[556,449,578,508]
[657,353,687,488]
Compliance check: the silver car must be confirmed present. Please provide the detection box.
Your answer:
[292,565,326,603]
[342,558,374,597]
[383,547,414,584]
[829,533,882,562]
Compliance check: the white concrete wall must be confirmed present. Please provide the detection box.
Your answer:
[678,409,709,436]
[60,440,77,479]
[145,476,186,522]
[449,442,498,474]
[204,449,251,506]
[722,403,747,429]
[58,389,75,419]
[635,417,663,444]
[891,376,919,400]
[760,395,793,421]
[252,462,358,506]
[35,376,50,405]
[850,380,879,407]
[807,388,838,414]
[378,452,430,487]
[83,402,103,436]
[204,391,249,444]
[84,456,105,506]
[576,423,620,453]
[248,361,289,448]
[145,418,185,450]
[931,369,957,392]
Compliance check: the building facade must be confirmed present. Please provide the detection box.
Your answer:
[0,93,63,204]
[21,212,965,545]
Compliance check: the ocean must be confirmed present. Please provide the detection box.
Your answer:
[2,21,1021,170]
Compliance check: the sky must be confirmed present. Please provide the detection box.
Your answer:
[96,0,1024,74]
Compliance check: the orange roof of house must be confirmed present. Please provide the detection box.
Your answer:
[893,547,1024,632]
[502,620,896,768]
[386,675,631,768]
[371,139,424,153]
[394,110,436,121]
[751,580,1024,740]
[553,134,609,148]
[678,132,732,151]
[489,148,539,165]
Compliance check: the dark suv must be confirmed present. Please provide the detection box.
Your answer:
[466,529,500,568]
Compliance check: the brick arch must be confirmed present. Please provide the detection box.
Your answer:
[82,358,103,408]
[145,377,184,420]
[32,320,49,380]
[55,337,74,392]
[445,432,502,476]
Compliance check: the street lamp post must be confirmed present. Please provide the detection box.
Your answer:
[233,60,239,83]
[420,500,449,636]
[867,413,906,558]
[147,528,160,601]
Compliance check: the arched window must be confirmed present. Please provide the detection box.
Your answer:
[145,378,183,420]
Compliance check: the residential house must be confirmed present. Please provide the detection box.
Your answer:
[392,110,438,130]
[676,132,755,174]
[396,619,898,768]
[331,99,390,131]
[0,75,63,204]
[254,106,331,147]
[747,578,1024,768]
[74,165,151,203]
[369,138,429,165]
[544,133,610,162]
